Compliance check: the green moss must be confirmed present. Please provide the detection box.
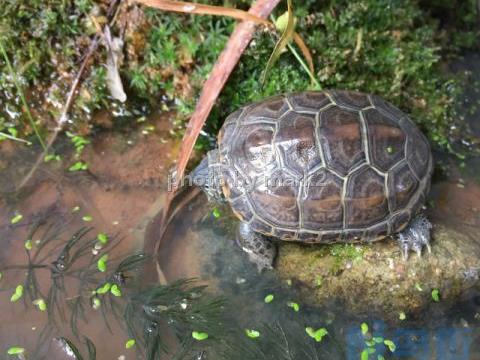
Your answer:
[328,244,364,274]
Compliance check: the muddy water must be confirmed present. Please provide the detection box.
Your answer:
[0,112,181,359]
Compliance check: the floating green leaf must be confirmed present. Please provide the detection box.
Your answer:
[10,285,23,302]
[82,215,93,222]
[69,161,88,172]
[212,208,221,218]
[92,297,101,310]
[384,339,396,352]
[125,339,136,349]
[44,153,60,162]
[245,329,260,338]
[97,233,108,245]
[431,289,440,302]
[415,282,423,291]
[7,347,25,355]
[33,298,47,311]
[305,327,328,342]
[264,294,274,303]
[373,337,384,343]
[361,322,369,335]
[287,301,300,312]
[399,311,406,320]
[361,349,370,360]
[24,240,32,250]
[96,282,111,295]
[10,214,23,224]
[110,284,122,297]
[97,254,108,272]
[377,355,385,360]
[192,331,209,341]
[365,340,376,347]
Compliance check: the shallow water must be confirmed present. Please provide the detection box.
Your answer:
[1,62,480,360]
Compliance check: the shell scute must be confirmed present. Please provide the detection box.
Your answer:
[363,108,406,171]
[302,169,344,230]
[275,112,322,175]
[242,95,290,123]
[319,106,366,176]
[287,91,331,113]
[250,169,299,228]
[387,161,419,212]
[330,90,371,110]
[345,166,388,228]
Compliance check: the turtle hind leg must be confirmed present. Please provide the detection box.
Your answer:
[236,222,277,272]
[397,214,432,260]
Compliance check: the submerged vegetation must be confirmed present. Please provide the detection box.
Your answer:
[0,0,479,156]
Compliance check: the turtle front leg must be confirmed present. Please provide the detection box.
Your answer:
[236,222,277,272]
[397,214,432,260]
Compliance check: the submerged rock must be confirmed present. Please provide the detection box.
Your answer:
[276,225,480,318]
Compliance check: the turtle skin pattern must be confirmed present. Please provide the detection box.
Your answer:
[217,91,432,243]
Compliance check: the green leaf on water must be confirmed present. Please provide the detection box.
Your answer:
[97,233,108,245]
[92,297,101,310]
[10,214,23,224]
[33,298,47,311]
[125,339,135,349]
[399,311,406,320]
[69,161,88,172]
[245,329,261,338]
[361,349,370,360]
[97,254,108,272]
[44,153,60,162]
[7,347,25,355]
[24,239,32,250]
[264,294,274,303]
[415,282,423,291]
[212,207,221,218]
[110,284,122,297]
[82,215,93,222]
[365,340,376,347]
[431,289,440,302]
[192,331,209,341]
[384,339,396,352]
[287,301,300,312]
[10,285,23,302]
[306,327,328,342]
[377,355,385,360]
[361,322,369,335]
[96,282,111,295]
[373,336,384,343]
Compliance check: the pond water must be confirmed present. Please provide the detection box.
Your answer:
[1,62,480,359]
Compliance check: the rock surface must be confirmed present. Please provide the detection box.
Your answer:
[276,224,480,318]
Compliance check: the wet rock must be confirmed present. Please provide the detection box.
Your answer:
[276,225,480,318]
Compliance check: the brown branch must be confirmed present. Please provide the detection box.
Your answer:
[135,0,271,26]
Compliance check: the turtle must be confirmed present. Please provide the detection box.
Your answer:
[191,90,433,270]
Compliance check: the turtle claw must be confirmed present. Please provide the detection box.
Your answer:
[397,214,432,261]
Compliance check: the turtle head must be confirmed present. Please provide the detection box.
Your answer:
[191,149,225,202]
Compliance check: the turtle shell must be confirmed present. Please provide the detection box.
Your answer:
[217,90,432,243]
